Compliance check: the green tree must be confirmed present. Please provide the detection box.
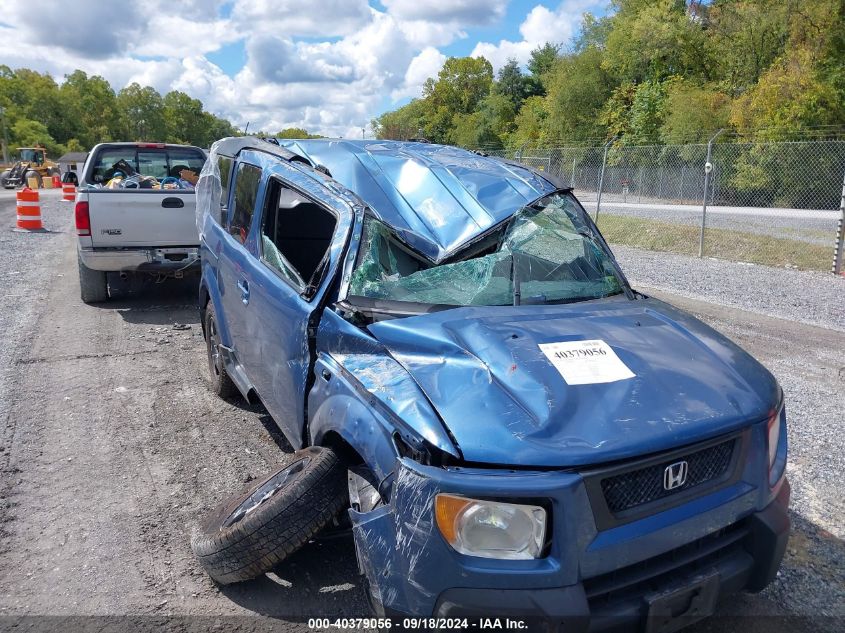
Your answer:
[478,92,518,145]
[730,48,842,139]
[706,0,789,93]
[276,127,320,139]
[423,56,494,117]
[543,47,615,141]
[60,71,121,149]
[450,110,500,148]
[494,59,530,110]
[510,95,548,148]
[528,43,561,78]
[11,119,59,155]
[660,80,731,143]
[117,83,166,141]
[373,98,427,140]
[525,43,561,96]
[163,90,205,145]
[602,0,711,83]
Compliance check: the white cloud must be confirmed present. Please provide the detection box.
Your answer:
[471,1,602,71]
[0,0,604,139]
[392,47,446,99]
[246,35,358,84]
[129,16,238,58]
[382,0,507,24]
[230,0,372,37]
[7,1,145,59]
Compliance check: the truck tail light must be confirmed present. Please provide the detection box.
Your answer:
[75,201,91,236]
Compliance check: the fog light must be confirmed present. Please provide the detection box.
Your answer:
[435,494,546,560]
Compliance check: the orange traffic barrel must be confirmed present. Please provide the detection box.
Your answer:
[53,174,61,188]
[16,187,44,231]
[62,182,76,201]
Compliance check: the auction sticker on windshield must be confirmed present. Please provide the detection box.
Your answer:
[539,340,635,385]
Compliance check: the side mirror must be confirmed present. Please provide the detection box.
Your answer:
[62,171,79,185]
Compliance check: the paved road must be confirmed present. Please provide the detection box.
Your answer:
[577,194,841,245]
[0,194,841,630]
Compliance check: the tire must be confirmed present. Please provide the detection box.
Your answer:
[204,301,238,399]
[24,171,42,188]
[191,446,348,585]
[77,255,108,303]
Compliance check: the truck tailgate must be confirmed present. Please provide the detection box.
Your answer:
[87,191,198,247]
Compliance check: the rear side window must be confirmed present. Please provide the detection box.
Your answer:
[89,146,206,189]
[218,156,234,214]
[230,163,262,245]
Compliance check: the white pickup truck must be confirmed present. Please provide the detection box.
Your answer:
[74,142,206,303]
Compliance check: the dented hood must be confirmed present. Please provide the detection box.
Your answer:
[367,296,780,467]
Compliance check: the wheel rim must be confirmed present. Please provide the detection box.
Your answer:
[206,315,223,378]
[222,458,311,528]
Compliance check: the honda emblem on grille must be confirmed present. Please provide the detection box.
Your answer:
[663,460,689,490]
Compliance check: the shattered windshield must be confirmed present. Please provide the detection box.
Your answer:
[348,192,624,306]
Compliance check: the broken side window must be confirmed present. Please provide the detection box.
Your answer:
[348,192,623,306]
[260,178,337,291]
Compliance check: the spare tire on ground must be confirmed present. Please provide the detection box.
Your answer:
[192,445,347,585]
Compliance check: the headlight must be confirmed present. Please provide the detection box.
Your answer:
[435,494,546,560]
[767,402,787,486]
[767,410,780,470]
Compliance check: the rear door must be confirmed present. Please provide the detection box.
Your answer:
[216,155,265,383]
[236,158,354,447]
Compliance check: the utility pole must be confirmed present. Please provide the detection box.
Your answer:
[699,128,725,257]
[831,167,845,276]
[594,135,618,222]
[362,126,365,139]
[0,106,9,165]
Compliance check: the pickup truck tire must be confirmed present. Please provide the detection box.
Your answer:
[204,301,238,399]
[77,255,109,303]
[191,446,348,585]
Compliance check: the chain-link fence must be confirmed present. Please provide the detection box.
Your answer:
[486,140,845,273]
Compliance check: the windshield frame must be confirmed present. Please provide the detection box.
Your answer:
[340,189,634,316]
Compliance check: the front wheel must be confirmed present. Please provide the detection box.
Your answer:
[191,446,348,584]
[77,255,108,303]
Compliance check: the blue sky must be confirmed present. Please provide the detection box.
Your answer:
[0,0,611,137]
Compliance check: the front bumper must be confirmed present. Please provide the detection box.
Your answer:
[78,247,200,273]
[352,422,789,630]
[433,480,789,631]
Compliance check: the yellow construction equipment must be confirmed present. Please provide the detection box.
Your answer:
[0,147,60,189]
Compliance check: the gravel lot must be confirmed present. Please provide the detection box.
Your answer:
[614,244,845,331]
[0,193,842,630]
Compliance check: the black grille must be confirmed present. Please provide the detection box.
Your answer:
[600,439,735,514]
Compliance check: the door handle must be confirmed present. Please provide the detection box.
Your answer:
[162,197,184,208]
[237,279,250,305]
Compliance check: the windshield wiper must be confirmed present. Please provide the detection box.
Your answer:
[511,253,521,306]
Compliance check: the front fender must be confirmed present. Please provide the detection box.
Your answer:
[310,311,460,472]
[309,354,400,485]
